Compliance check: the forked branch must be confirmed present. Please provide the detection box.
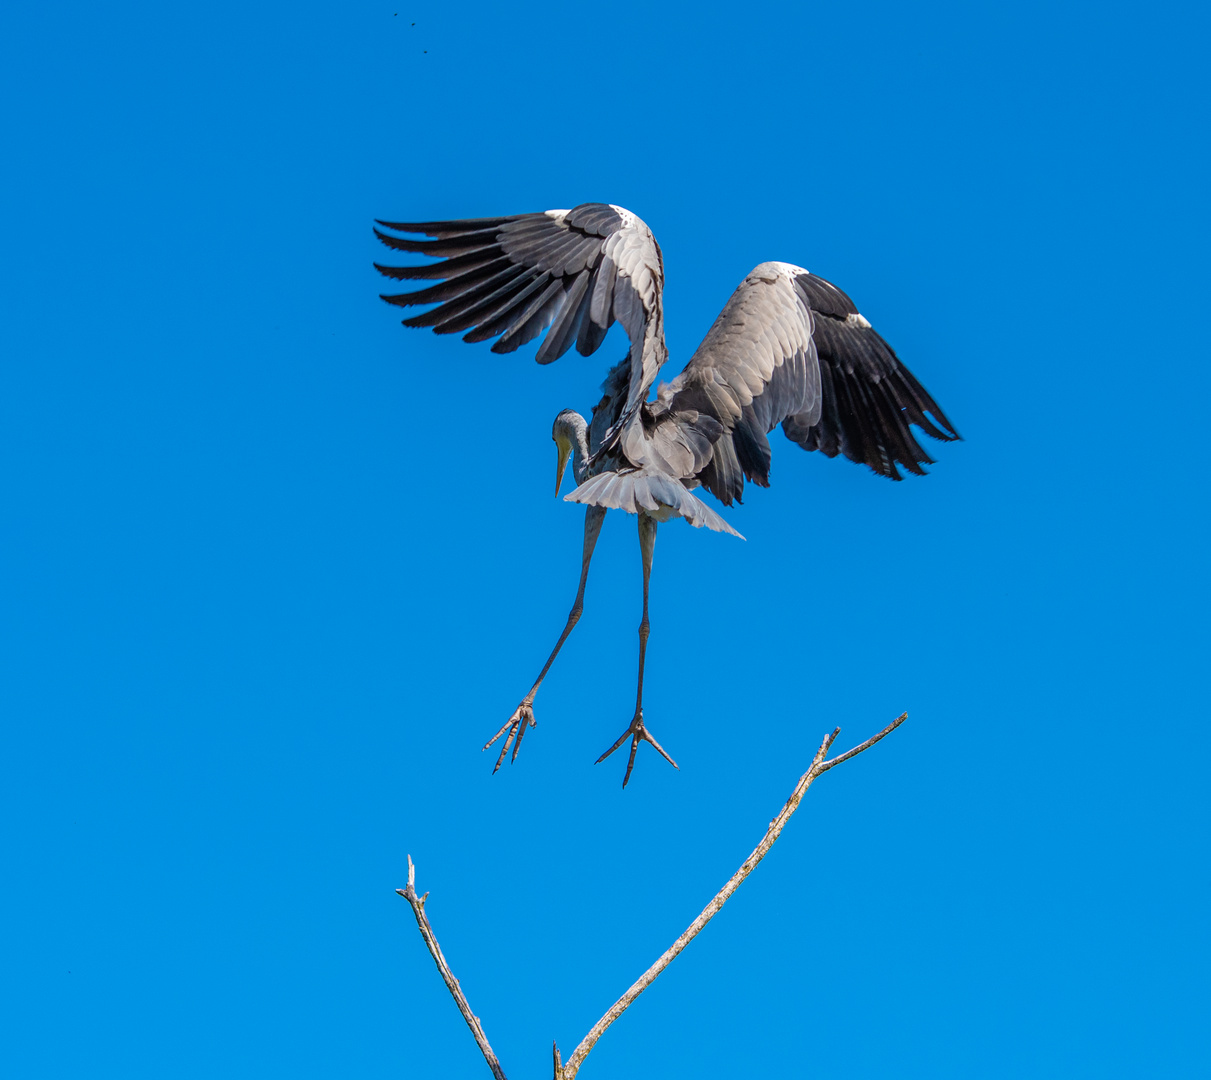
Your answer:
[556,712,906,1079]
[398,712,907,1080]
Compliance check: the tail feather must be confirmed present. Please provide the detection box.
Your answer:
[565,469,743,538]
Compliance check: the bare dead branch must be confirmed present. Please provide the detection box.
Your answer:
[818,710,907,772]
[398,714,907,1080]
[556,712,907,1079]
[397,856,508,1080]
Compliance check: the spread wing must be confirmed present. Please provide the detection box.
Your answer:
[375,203,665,430]
[664,261,959,505]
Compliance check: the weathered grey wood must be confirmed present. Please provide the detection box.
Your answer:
[398,714,909,1080]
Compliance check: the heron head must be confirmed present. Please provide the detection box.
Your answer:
[552,408,583,496]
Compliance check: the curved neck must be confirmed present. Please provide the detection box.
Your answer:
[567,412,592,484]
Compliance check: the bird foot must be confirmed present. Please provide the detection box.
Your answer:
[595,708,678,787]
[482,702,536,773]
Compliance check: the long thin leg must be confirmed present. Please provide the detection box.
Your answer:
[596,514,678,786]
[484,506,606,771]
[634,512,656,716]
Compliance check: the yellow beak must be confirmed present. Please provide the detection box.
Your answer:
[555,437,571,496]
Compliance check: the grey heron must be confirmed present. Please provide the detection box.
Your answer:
[376,203,959,785]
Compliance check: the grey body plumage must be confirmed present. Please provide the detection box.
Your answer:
[377,205,959,784]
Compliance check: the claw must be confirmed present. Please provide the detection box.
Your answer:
[511,706,534,763]
[483,703,535,774]
[595,709,679,787]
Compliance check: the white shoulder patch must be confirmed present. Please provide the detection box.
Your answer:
[609,205,658,249]
[544,208,569,223]
[748,261,810,283]
[609,204,637,232]
[846,312,872,329]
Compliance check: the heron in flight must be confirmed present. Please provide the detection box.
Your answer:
[376,203,958,785]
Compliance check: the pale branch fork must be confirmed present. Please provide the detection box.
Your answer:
[559,711,905,1078]
[398,712,908,1080]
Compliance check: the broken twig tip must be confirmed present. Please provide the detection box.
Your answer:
[398,860,509,1080]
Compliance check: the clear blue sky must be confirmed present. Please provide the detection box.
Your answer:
[3,2,1208,1077]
